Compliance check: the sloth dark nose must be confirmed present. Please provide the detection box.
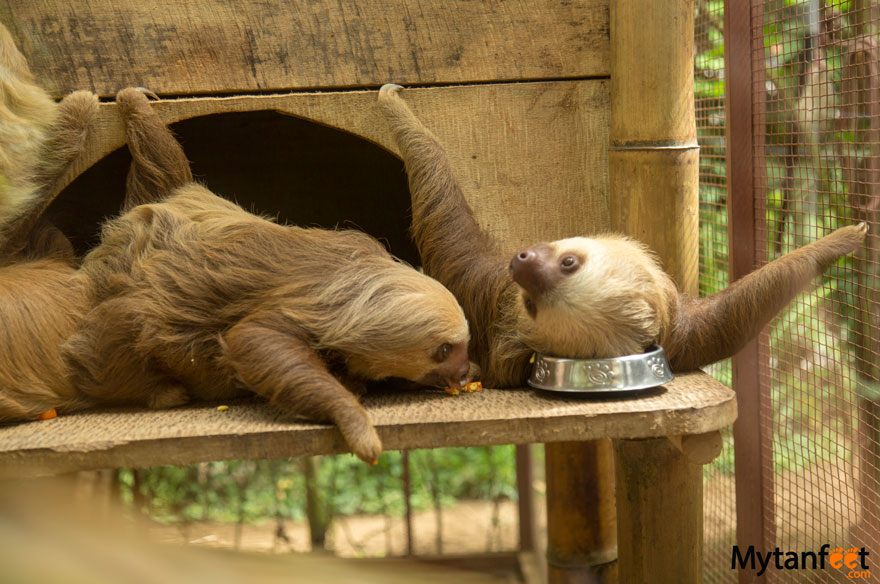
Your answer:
[444,360,472,390]
[509,244,560,298]
[516,249,536,263]
[455,360,470,381]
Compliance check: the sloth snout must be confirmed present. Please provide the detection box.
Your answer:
[444,361,472,390]
[509,244,560,299]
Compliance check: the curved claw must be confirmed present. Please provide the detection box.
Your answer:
[378,83,404,101]
[135,86,159,100]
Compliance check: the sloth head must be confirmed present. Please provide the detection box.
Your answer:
[315,261,473,390]
[508,235,678,359]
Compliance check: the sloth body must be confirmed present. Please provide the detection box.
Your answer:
[55,89,471,463]
[0,25,97,420]
[0,81,472,463]
[377,84,867,388]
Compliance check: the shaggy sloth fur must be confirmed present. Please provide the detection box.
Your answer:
[0,24,96,420]
[52,88,471,463]
[376,83,867,388]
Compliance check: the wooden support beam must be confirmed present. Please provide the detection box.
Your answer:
[545,440,617,583]
[613,438,703,584]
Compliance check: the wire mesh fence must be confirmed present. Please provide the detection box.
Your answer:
[695,2,738,582]
[756,1,880,581]
[699,1,879,580]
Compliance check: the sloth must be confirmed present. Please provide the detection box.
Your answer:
[0,24,97,420]
[376,83,867,388]
[50,88,472,463]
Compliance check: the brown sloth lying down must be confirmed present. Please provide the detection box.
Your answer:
[1,88,472,464]
[376,83,867,388]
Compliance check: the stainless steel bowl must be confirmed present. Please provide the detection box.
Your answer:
[527,344,674,393]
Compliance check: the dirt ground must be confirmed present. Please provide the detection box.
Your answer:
[150,498,546,558]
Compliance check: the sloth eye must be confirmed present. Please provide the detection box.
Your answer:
[434,343,452,362]
[560,255,580,272]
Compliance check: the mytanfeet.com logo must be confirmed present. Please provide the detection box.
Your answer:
[732,545,871,579]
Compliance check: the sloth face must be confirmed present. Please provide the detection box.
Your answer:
[338,271,473,390]
[346,334,473,390]
[509,236,673,359]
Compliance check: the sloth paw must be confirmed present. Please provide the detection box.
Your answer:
[378,83,404,102]
[823,222,869,256]
[115,87,157,115]
[147,383,190,409]
[58,90,99,123]
[340,421,383,465]
[135,87,160,100]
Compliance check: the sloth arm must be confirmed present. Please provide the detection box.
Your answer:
[223,314,382,464]
[0,90,98,259]
[665,223,867,371]
[377,85,511,360]
[116,87,193,210]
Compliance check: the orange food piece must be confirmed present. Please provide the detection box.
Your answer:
[445,387,460,396]
[38,408,57,420]
[463,381,483,393]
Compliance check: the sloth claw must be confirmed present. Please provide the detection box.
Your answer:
[135,87,160,100]
[378,83,404,101]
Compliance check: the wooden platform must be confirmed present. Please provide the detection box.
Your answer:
[0,372,735,479]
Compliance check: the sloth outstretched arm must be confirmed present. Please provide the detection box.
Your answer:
[378,83,866,379]
[664,222,868,371]
[377,85,523,383]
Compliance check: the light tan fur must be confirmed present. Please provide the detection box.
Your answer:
[515,235,679,359]
[0,24,97,261]
[0,24,98,420]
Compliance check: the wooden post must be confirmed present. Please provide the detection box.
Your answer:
[844,17,880,547]
[724,2,775,582]
[613,438,703,583]
[607,1,701,583]
[516,444,537,552]
[545,441,618,583]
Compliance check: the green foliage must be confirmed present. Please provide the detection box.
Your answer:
[120,446,520,526]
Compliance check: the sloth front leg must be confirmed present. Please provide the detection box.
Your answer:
[223,316,382,464]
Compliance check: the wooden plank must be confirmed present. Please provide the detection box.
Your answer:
[56,81,612,252]
[0,372,737,479]
[0,0,610,98]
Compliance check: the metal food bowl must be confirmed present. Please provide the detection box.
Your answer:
[527,344,674,393]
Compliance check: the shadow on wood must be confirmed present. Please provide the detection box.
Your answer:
[47,111,419,265]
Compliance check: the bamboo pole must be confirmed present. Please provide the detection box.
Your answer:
[613,438,703,583]
[607,1,702,583]
[608,0,700,294]
[545,441,618,583]
[544,0,703,580]
[542,0,705,578]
